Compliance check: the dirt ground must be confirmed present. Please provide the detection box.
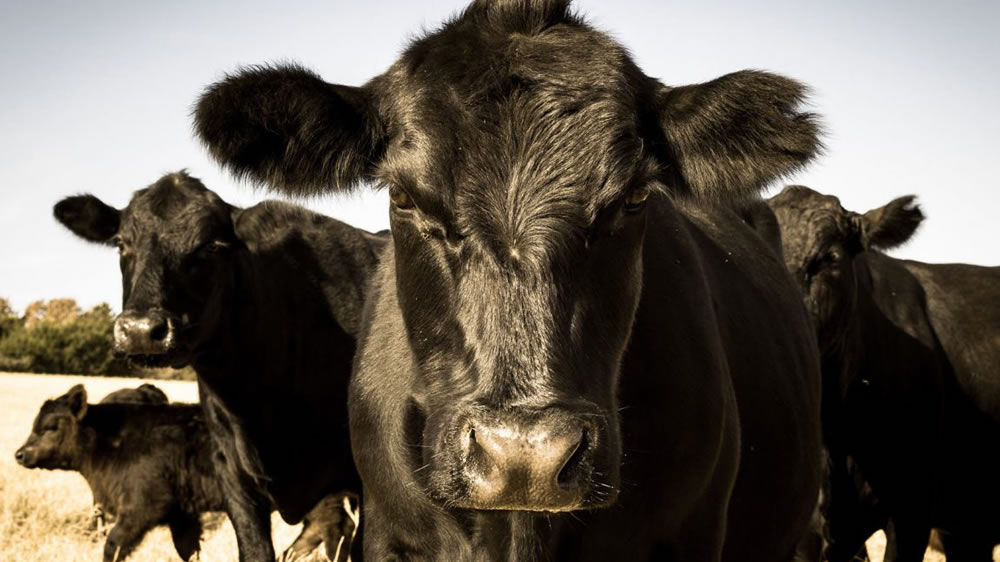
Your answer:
[0,372,991,560]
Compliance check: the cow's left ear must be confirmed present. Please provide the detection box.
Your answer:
[194,63,387,197]
[655,70,822,202]
[853,195,923,250]
[63,384,88,420]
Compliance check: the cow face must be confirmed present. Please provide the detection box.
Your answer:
[194,0,821,512]
[54,172,239,367]
[15,385,90,470]
[768,185,923,350]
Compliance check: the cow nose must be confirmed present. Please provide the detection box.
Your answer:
[461,412,591,511]
[114,312,173,354]
[14,447,26,465]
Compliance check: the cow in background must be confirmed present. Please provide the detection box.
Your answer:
[54,172,387,560]
[769,185,1000,561]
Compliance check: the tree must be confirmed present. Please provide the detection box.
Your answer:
[0,300,134,375]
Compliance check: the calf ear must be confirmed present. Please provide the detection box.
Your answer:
[53,195,121,245]
[63,384,88,420]
[656,70,822,202]
[193,64,386,197]
[855,196,923,250]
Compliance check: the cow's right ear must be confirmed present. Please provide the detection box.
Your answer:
[193,63,387,198]
[853,195,924,250]
[53,195,121,245]
[63,384,88,420]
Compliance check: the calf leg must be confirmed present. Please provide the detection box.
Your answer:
[167,510,204,561]
[102,509,161,562]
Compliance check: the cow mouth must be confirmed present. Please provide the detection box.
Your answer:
[118,349,191,369]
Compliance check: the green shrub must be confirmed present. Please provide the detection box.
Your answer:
[0,301,135,376]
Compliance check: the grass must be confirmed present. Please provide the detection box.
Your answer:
[0,371,990,561]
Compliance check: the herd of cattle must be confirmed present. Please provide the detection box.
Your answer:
[11,1,1000,561]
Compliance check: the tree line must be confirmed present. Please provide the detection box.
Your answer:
[0,297,193,379]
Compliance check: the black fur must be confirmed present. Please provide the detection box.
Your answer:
[658,71,822,201]
[194,1,824,560]
[15,385,220,562]
[53,172,387,561]
[99,384,169,405]
[769,185,1000,562]
[856,195,924,250]
[54,194,121,245]
[193,64,386,196]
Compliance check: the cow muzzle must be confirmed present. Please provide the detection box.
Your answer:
[451,408,600,512]
[14,445,36,468]
[113,311,175,356]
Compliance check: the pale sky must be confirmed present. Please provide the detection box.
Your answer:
[1,0,997,312]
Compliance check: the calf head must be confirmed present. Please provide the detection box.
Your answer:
[194,0,821,512]
[54,172,239,367]
[16,385,91,470]
[768,185,924,353]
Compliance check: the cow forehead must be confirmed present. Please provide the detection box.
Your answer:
[120,178,229,246]
[771,188,851,262]
[376,19,652,243]
[33,401,70,430]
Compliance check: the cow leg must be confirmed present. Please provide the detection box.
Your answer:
[210,449,274,561]
[823,454,881,562]
[102,510,160,562]
[219,474,274,562]
[939,530,995,562]
[282,521,323,561]
[321,494,359,562]
[167,511,204,561]
[882,517,930,562]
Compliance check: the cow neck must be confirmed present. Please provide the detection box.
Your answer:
[190,247,333,403]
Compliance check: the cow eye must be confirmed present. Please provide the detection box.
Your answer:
[207,240,231,252]
[624,185,651,214]
[113,237,131,256]
[806,249,841,277]
[389,187,415,210]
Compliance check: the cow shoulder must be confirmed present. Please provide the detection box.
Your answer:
[859,252,940,351]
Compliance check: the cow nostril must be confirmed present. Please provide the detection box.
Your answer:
[14,449,23,462]
[148,319,169,342]
[557,431,588,488]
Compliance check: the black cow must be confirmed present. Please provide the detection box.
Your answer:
[53,172,387,560]
[193,1,824,560]
[768,185,1000,561]
[16,384,362,562]
[100,383,169,405]
[16,384,220,561]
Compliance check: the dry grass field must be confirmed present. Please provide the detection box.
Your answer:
[0,371,987,561]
